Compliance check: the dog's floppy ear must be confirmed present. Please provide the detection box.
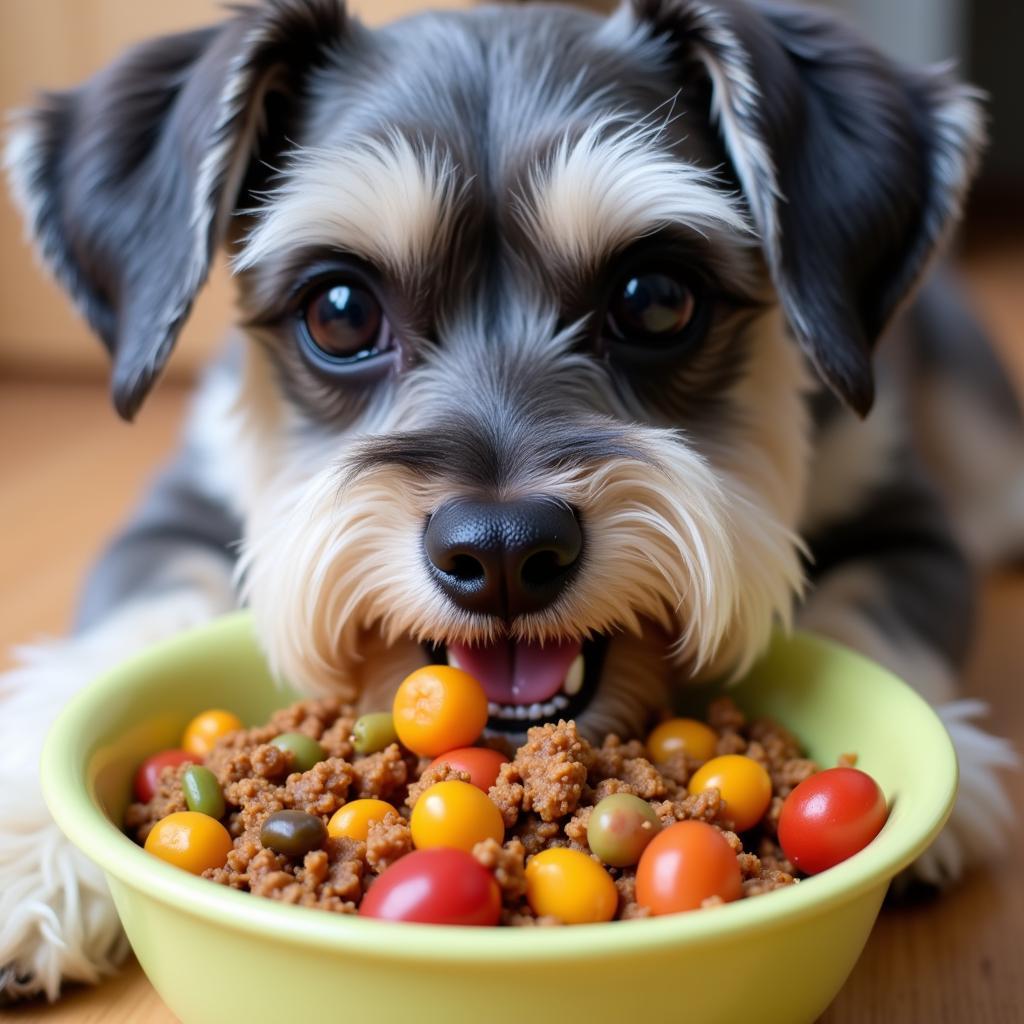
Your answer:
[628,0,985,415]
[5,0,347,419]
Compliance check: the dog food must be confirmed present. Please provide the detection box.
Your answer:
[127,665,887,925]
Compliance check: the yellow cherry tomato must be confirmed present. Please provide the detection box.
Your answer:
[144,811,233,874]
[182,709,244,757]
[409,780,504,852]
[392,666,489,757]
[647,717,718,763]
[327,799,395,841]
[525,848,618,924]
[688,754,773,831]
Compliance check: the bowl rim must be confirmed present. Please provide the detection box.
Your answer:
[41,613,958,963]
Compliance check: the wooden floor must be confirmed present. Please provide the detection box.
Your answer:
[3,236,1023,1022]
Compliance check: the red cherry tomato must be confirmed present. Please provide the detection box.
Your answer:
[427,748,510,792]
[134,750,199,802]
[778,767,888,875]
[635,821,742,915]
[360,848,501,926]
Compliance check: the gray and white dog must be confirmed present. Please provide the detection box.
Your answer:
[1,0,1020,1001]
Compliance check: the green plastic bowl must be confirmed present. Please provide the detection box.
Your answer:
[41,613,956,1024]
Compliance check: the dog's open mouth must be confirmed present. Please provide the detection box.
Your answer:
[426,636,608,732]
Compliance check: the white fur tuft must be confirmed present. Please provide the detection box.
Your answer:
[234,134,464,280]
[913,700,1019,885]
[515,112,754,277]
[0,586,233,1001]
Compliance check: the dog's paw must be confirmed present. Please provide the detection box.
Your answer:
[0,793,128,1002]
[0,639,136,1002]
[907,700,1019,887]
[0,589,227,1002]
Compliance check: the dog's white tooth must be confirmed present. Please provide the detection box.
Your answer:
[514,705,529,720]
[540,700,556,717]
[527,703,543,719]
[488,702,500,716]
[562,654,585,696]
[552,694,569,710]
[447,648,462,670]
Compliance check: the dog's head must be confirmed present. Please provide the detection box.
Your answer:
[7,0,982,738]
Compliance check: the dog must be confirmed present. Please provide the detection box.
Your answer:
[1,0,1020,1002]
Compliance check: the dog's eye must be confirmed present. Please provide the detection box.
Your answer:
[606,271,698,347]
[301,280,387,362]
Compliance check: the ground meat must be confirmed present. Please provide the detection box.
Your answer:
[564,805,592,848]
[587,735,647,782]
[513,816,563,856]
[318,716,357,760]
[283,758,355,816]
[772,758,818,798]
[129,694,841,924]
[707,696,746,731]
[365,811,414,873]
[614,871,651,920]
[350,744,411,800]
[649,751,694,787]
[249,743,294,781]
[715,730,748,756]
[405,762,471,808]
[124,763,189,841]
[508,721,590,822]
[472,838,527,904]
[488,761,526,828]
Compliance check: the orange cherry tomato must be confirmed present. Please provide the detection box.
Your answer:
[144,811,233,875]
[409,780,504,852]
[392,666,488,757]
[182,709,244,757]
[647,718,718,763]
[688,754,773,831]
[327,799,395,842]
[525,848,618,924]
[428,747,509,792]
[635,821,742,915]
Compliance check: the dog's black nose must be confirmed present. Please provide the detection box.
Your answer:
[423,498,583,619]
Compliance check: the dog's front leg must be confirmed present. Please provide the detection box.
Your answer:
[797,449,1018,886]
[0,380,240,1003]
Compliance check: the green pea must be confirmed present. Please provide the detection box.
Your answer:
[352,712,398,756]
[271,732,326,772]
[181,764,225,819]
[587,793,662,867]
[260,810,327,858]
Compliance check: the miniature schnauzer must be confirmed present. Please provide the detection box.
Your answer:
[2,0,1020,1001]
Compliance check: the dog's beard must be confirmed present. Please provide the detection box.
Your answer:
[238,415,804,742]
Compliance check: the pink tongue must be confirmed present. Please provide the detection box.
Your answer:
[448,638,582,706]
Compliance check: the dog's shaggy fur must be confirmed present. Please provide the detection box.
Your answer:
[1,0,1020,1001]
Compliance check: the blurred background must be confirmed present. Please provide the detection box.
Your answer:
[0,2,1021,1022]
[0,0,1020,382]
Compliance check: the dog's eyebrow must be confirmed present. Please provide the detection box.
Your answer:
[514,117,753,272]
[234,134,463,277]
